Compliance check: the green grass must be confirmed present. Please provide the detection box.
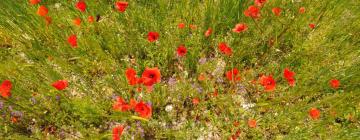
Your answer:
[0,0,359,139]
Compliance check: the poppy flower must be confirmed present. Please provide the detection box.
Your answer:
[67,34,78,48]
[218,42,232,56]
[178,23,185,29]
[330,79,340,89]
[52,80,68,91]
[272,7,282,16]
[232,23,248,33]
[254,0,267,7]
[309,23,316,29]
[147,32,159,42]
[226,68,241,81]
[248,119,257,128]
[112,125,124,140]
[176,45,187,57]
[141,67,161,86]
[192,98,200,105]
[73,18,82,26]
[88,16,94,23]
[134,101,152,118]
[75,1,86,12]
[299,7,306,14]
[198,73,206,81]
[0,80,12,99]
[259,75,276,91]
[37,5,48,16]
[125,68,138,86]
[115,1,129,12]
[44,16,52,25]
[29,0,41,5]
[129,98,137,109]
[283,68,295,86]
[204,28,212,37]
[189,24,197,30]
[113,97,131,112]
[309,108,320,120]
[244,6,260,19]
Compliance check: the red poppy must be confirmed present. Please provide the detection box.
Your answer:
[73,18,82,26]
[299,7,306,14]
[226,68,241,81]
[67,35,78,48]
[192,98,200,105]
[113,97,131,112]
[283,68,295,86]
[125,68,138,86]
[88,16,94,23]
[112,125,124,140]
[129,98,137,109]
[0,80,12,99]
[75,1,86,12]
[141,67,161,86]
[218,42,232,56]
[231,130,241,140]
[259,75,276,91]
[147,32,159,42]
[272,7,282,16]
[204,28,212,37]
[232,23,248,33]
[134,101,152,118]
[52,80,68,91]
[309,108,320,120]
[115,1,129,12]
[44,16,52,25]
[309,23,316,29]
[254,0,267,7]
[244,6,260,19]
[176,45,187,57]
[178,23,185,29]
[37,5,48,16]
[189,24,197,30]
[29,0,41,5]
[330,79,340,89]
[248,119,257,128]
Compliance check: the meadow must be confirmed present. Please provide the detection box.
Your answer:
[0,0,359,139]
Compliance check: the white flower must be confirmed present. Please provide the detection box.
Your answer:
[165,105,173,112]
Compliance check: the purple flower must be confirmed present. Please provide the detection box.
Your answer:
[11,110,23,118]
[30,97,37,105]
[167,77,177,86]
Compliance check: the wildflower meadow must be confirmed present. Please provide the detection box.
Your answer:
[0,0,359,139]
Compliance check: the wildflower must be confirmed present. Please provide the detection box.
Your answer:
[176,45,187,57]
[198,73,206,81]
[129,98,137,109]
[115,1,129,12]
[29,0,41,5]
[330,79,340,89]
[134,101,152,118]
[112,125,124,140]
[232,23,248,33]
[272,7,282,16]
[254,0,267,7]
[309,108,320,120]
[218,42,232,56]
[75,1,86,12]
[259,75,276,91]
[67,34,78,48]
[178,23,185,29]
[73,17,81,26]
[299,7,306,14]
[165,104,173,112]
[113,97,131,112]
[141,67,161,86]
[44,16,52,25]
[88,16,94,23]
[147,32,159,42]
[192,98,200,105]
[204,28,212,37]
[189,24,197,30]
[51,80,68,91]
[309,23,316,29]
[244,6,260,18]
[125,68,138,86]
[37,5,48,16]
[226,68,241,81]
[248,119,257,128]
[283,68,295,86]
[0,80,12,99]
